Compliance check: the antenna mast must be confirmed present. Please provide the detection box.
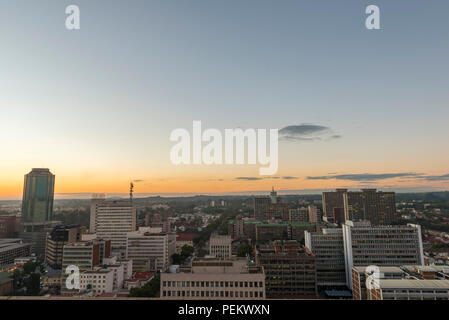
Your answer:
[130,182,134,204]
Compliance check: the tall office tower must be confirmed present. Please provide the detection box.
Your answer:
[256,240,317,299]
[45,225,86,269]
[253,197,271,220]
[305,228,346,288]
[209,234,232,259]
[322,189,347,223]
[89,197,136,257]
[126,228,170,272]
[343,189,397,225]
[308,205,321,223]
[160,257,266,300]
[21,168,55,223]
[342,220,424,287]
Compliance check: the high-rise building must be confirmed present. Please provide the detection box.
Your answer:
[342,221,424,287]
[89,197,136,257]
[306,221,424,289]
[21,168,55,223]
[160,257,265,299]
[45,225,87,269]
[343,189,397,226]
[256,240,317,299]
[322,189,347,223]
[253,197,271,220]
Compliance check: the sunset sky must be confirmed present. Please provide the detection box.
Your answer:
[1,1,448,199]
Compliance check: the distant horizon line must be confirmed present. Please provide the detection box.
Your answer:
[0,187,448,201]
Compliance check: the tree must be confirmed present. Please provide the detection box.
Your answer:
[237,243,252,257]
[128,276,160,297]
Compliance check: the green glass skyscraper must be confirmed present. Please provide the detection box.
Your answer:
[21,168,55,223]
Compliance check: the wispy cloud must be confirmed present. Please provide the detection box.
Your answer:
[307,172,421,181]
[235,176,298,181]
[307,172,449,182]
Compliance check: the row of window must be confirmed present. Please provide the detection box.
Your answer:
[163,280,263,288]
[162,290,264,298]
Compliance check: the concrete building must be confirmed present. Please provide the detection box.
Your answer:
[367,279,449,300]
[79,268,114,295]
[126,228,170,272]
[288,208,309,223]
[322,189,347,223]
[89,197,136,257]
[308,205,321,223]
[161,257,265,299]
[305,228,346,288]
[343,189,397,226]
[19,221,60,260]
[0,239,31,266]
[175,233,196,253]
[253,197,271,220]
[227,220,245,239]
[209,234,232,259]
[45,225,86,269]
[61,239,111,295]
[0,215,19,238]
[256,222,316,243]
[306,221,424,289]
[256,241,317,299]
[343,221,424,287]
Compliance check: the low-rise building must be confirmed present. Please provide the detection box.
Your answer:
[160,257,265,299]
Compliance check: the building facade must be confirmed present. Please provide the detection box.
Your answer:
[161,257,265,299]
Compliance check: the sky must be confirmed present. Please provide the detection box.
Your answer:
[0,0,448,199]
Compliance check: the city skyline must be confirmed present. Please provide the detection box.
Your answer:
[1,0,448,198]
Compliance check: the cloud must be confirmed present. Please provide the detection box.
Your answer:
[307,172,421,181]
[235,176,298,181]
[279,124,340,142]
[235,177,263,181]
[133,179,145,183]
[418,174,449,182]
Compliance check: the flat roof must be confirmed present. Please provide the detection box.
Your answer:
[352,266,405,274]
[378,279,449,289]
